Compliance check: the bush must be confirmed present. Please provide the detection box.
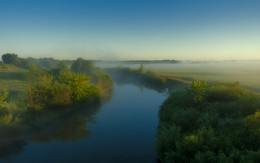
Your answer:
[28,71,102,109]
[206,82,244,102]
[28,75,72,109]
[93,70,113,96]
[0,89,8,104]
[58,71,100,103]
[186,79,207,105]
[245,110,260,131]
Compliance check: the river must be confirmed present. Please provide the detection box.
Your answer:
[1,83,167,162]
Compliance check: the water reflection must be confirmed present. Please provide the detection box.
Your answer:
[0,104,102,161]
[108,72,166,93]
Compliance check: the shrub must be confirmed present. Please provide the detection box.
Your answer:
[0,89,8,104]
[93,71,113,96]
[28,75,71,109]
[245,110,260,131]
[58,71,98,102]
[206,82,243,102]
[186,79,207,105]
[28,71,102,109]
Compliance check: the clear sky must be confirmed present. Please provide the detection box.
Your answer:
[1,0,260,60]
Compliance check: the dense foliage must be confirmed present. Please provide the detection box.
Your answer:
[71,58,113,97]
[71,58,95,75]
[28,71,102,110]
[157,80,260,162]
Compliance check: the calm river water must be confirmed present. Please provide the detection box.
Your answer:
[1,83,167,163]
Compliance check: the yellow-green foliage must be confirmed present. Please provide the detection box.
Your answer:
[83,85,101,103]
[59,71,98,102]
[185,135,199,144]
[0,114,20,128]
[28,75,72,109]
[0,102,23,131]
[28,71,101,109]
[186,79,207,104]
[0,102,26,116]
[0,89,8,104]
[245,110,260,131]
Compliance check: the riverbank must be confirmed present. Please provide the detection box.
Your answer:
[157,80,260,162]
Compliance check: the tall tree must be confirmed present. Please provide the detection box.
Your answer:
[71,58,95,74]
[2,53,18,64]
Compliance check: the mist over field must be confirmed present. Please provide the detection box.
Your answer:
[96,60,260,93]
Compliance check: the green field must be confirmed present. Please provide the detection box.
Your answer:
[0,63,31,90]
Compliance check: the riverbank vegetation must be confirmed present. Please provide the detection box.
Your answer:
[1,54,113,107]
[157,80,260,162]
[2,53,260,162]
[0,54,113,159]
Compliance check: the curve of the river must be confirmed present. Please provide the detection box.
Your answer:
[2,83,167,163]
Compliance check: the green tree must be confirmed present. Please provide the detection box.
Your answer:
[187,79,207,104]
[58,71,100,102]
[39,58,56,69]
[58,61,68,71]
[71,58,95,74]
[28,75,71,109]
[2,53,18,64]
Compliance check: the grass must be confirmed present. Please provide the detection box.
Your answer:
[0,80,30,91]
[0,64,33,102]
[0,63,26,72]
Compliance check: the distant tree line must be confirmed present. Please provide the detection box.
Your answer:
[93,59,179,65]
[1,53,71,70]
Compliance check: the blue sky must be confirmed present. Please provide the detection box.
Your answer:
[1,0,260,60]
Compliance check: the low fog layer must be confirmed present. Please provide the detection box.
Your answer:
[96,60,260,93]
